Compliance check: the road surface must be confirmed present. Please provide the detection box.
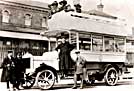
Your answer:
[0,78,134,91]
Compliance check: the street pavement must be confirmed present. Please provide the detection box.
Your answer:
[0,78,134,91]
[0,68,134,91]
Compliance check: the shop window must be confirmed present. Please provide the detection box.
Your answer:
[6,41,11,46]
[115,38,125,52]
[19,41,29,48]
[79,33,91,50]
[31,41,40,49]
[0,41,3,47]
[104,36,114,52]
[25,14,31,26]
[50,42,56,51]
[3,40,12,46]
[42,17,47,28]
[92,35,103,51]
[2,10,10,23]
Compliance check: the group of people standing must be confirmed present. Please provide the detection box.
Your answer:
[1,50,31,91]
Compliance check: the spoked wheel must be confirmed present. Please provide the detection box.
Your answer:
[104,67,119,86]
[21,74,35,89]
[37,70,55,90]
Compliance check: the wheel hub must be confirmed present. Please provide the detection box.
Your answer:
[110,72,116,79]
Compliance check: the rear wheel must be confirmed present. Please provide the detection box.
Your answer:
[104,67,119,86]
[36,69,55,90]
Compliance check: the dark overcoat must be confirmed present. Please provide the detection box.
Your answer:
[1,57,15,83]
[14,57,25,80]
[56,42,75,70]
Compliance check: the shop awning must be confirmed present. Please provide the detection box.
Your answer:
[0,30,52,41]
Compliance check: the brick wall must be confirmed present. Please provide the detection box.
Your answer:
[0,3,49,33]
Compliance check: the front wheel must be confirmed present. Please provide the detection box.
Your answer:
[36,69,55,90]
[104,67,119,86]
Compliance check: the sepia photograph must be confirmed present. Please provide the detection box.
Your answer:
[0,0,134,91]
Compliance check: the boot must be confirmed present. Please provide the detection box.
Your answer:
[72,80,77,89]
[72,85,77,89]
[80,80,84,89]
[80,85,83,89]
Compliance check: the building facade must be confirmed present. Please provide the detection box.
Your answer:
[0,0,51,66]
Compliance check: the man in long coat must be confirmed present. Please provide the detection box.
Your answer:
[1,50,16,90]
[14,52,25,89]
[55,36,75,78]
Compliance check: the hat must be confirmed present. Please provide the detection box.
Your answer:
[61,32,69,39]
[8,50,13,53]
[75,50,80,54]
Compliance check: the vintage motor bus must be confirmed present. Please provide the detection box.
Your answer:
[21,11,132,90]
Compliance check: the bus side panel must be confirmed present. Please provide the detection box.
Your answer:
[71,50,126,63]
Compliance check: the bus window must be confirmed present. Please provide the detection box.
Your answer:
[92,35,103,51]
[50,42,56,51]
[115,38,125,52]
[70,32,77,44]
[79,33,91,51]
[104,36,114,52]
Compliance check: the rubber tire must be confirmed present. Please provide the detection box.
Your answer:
[36,69,55,90]
[104,67,119,86]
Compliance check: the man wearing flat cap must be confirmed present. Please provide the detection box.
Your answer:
[55,33,75,79]
[72,51,86,89]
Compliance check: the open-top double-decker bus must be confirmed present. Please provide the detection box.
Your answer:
[21,11,132,90]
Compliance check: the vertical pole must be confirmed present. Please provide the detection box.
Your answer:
[91,34,93,51]
[124,37,127,53]
[124,37,127,63]
[103,35,105,52]
[113,37,115,52]
[68,31,71,44]
[76,32,79,50]
[56,38,58,47]
[48,37,51,52]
